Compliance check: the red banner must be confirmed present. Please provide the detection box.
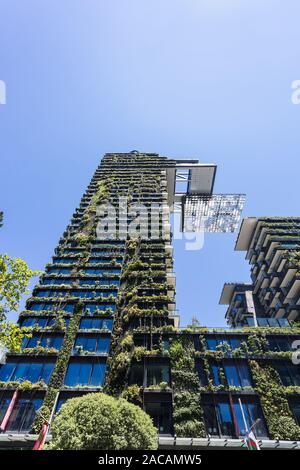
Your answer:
[33,422,49,450]
[0,390,19,431]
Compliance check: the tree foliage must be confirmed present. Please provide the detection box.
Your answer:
[0,254,40,351]
[47,393,158,450]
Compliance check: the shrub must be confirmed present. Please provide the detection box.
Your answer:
[47,393,158,450]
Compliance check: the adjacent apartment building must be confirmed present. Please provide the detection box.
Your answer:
[0,152,299,450]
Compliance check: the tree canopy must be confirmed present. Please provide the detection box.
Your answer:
[0,254,40,351]
[47,392,158,450]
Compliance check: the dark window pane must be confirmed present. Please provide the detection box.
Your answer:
[0,363,16,382]
[210,364,221,386]
[90,363,106,386]
[146,364,169,387]
[196,361,208,387]
[290,402,300,425]
[144,402,172,434]
[203,403,219,436]
[0,396,11,422]
[216,401,234,436]
[6,398,43,433]
[233,397,268,438]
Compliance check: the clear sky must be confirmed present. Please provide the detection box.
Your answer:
[0,1,300,327]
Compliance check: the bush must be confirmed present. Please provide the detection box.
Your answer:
[47,393,158,450]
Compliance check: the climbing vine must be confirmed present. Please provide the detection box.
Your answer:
[31,302,83,433]
[250,360,300,440]
[170,336,206,438]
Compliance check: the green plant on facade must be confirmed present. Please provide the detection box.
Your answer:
[169,336,206,438]
[250,360,300,440]
[0,380,47,391]
[31,302,83,433]
[120,384,142,405]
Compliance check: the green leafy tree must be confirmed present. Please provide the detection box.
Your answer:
[0,254,41,351]
[47,393,158,450]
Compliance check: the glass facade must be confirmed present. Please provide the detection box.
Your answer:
[22,335,64,350]
[79,318,113,330]
[64,362,106,387]
[74,335,110,353]
[202,395,267,438]
[0,361,55,384]
[6,397,43,433]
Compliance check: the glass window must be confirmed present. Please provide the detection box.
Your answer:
[0,361,55,384]
[23,335,63,350]
[97,337,110,353]
[79,318,113,331]
[216,401,234,436]
[83,304,116,314]
[53,258,75,264]
[206,338,217,350]
[257,318,269,327]
[290,402,300,425]
[0,363,17,382]
[0,395,11,423]
[233,397,268,437]
[196,361,208,387]
[203,397,235,437]
[224,361,252,388]
[275,363,300,386]
[210,363,221,386]
[229,338,244,349]
[64,362,106,387]
[129,364,144,386]
[267,337,291,352]
[144,401,172,434]
[202,400,219,436]
[64,363,90,386]
[90,363,106,386]
[42,279,73,286]
[14,363,30,381]
[47,268,72,275]
[6,398,43,433]
[146,364,170,387]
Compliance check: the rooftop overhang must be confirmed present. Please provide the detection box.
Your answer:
[166,162,217,207]
[219,283,237,305]
[184,163,217,195]
[166,159,245,233]
[219,282,253,305]
[235,217,258,251]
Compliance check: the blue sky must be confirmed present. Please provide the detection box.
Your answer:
[0,1,300,326]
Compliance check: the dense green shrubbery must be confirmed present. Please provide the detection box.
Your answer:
[250,361,300,440]
[47,393,158,450]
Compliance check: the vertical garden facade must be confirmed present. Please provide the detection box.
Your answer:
[0,151,178,442]
[0,152,300,449]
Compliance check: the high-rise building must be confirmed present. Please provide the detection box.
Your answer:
[220,217,300,327]
[0,153,300,450]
